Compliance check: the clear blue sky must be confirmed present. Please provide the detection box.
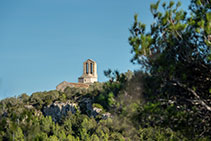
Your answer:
[0,0,190,100]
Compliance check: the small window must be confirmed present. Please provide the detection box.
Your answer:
[86,63,89,74]
[90,63,93,74]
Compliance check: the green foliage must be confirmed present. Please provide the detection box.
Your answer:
[48,135,59,141]
[13,127,24,141]
[139,127,186,140]
[40,116,53,133]
[92,103,104,110]
[129,0,211,138]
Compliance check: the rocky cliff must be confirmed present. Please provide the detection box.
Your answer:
[40,99,111,122]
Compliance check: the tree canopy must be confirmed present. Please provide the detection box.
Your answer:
[129,0,211,137]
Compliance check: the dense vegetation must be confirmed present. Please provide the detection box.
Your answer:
[0,0,210,140]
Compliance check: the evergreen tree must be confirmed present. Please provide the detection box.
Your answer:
[129,0,211,138]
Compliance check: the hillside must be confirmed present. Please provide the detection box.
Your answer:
[0,70,210,140]
[0,70,137,140]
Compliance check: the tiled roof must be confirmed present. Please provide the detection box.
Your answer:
[68,82,89,88]
[56,81,90,92]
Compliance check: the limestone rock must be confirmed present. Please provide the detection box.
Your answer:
[102,113,111,119]
[42,101,77,122]
[79,98,111,119]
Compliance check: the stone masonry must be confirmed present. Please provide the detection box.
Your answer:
[78,59,98,83]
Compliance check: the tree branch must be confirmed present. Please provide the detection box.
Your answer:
[172,80,211,112]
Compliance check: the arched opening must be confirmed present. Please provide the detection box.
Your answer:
[86,63,89,74]
[90,63,93,74]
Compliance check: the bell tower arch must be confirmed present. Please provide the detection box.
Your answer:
[78,59,98,83]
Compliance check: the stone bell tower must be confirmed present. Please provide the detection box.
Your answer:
[78,59,98,83]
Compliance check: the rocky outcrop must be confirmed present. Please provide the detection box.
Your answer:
[24,105,34,109]
[102,112,111,119]
[42,101,77,122]
[39,98,111,122]
[92,107,111,119]
[79,98,111,119]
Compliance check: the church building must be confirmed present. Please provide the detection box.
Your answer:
[56,59,98,92]
[78,59,98,83]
